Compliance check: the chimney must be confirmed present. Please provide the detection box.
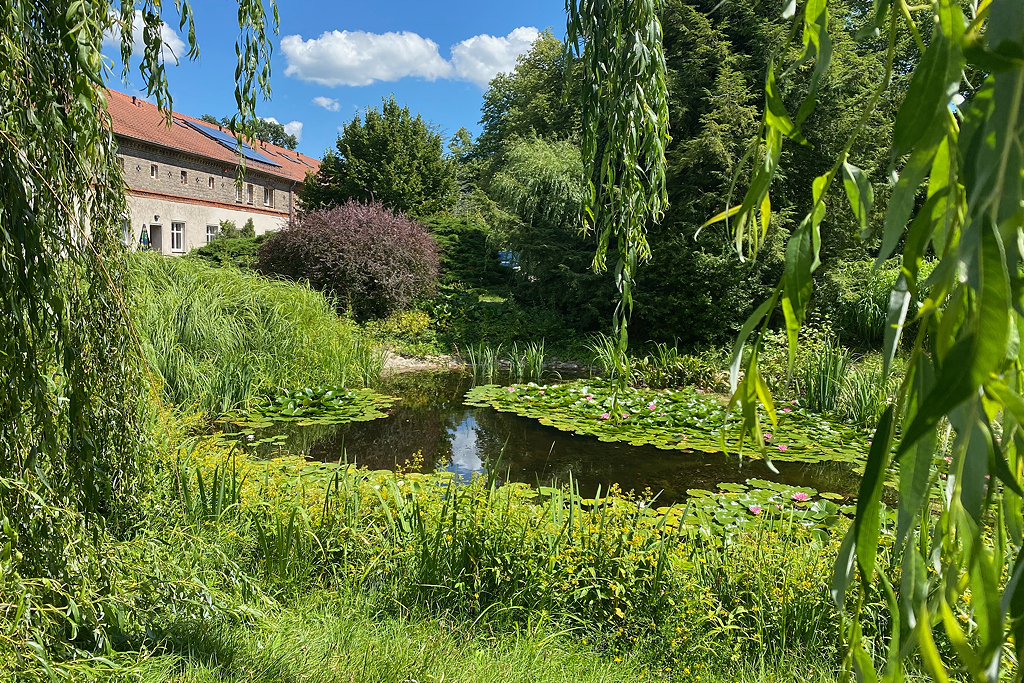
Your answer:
[131,96,136,105]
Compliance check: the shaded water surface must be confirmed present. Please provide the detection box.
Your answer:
[223,372,860,505]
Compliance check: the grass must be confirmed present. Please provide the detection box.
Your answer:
[120,593,658,683]
[117,592,860,683]
[131,254,385,416]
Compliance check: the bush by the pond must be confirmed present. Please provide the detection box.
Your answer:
[256,200,440,321]
[131,254,384,416]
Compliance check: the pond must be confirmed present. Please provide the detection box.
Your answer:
[219,371,862,505]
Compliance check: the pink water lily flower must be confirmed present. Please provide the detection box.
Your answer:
[648,403,657,410]
[508,387,516,392]
[777,444,788,452]
[586,395,594,401]
[538,390,545,395]
[622,412,630,419]
[764,433,772,440]
[791,492,810,502]
[782,407,792,413]
[600,413,611,420]
[749,505,762,515]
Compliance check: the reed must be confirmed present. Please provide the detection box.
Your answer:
[131,254,384,416]
[465,341,502,381]
[801,339,850,414]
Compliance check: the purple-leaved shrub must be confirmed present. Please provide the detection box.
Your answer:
[257,200,440,321]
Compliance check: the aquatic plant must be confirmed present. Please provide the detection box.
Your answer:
[801,339,850,414]
[220,386,393,428]
[466,381,872,466]
[465,342,502,382]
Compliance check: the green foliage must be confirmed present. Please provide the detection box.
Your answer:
[0,0,278,674]
[815,259,936,348]
[241,217,255,238]
[464,342,503,382]
[201,113,298,150]
[465,381,872,465]
[302,95,457,216]
[715,0,1024,676]
[489,138,614,333]
[188,234,267,268]
[476,32,581,157]
[567,0,671,390]
[131,254,379,417]
[421,214,504,287]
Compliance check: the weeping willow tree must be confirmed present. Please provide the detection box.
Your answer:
[0,0,276,666]
[565,0,671,389]
[696,0,1022,679]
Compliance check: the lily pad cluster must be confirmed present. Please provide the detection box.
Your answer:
[672,479,856,534]
[464,381,872,465]
[221,386,394,429]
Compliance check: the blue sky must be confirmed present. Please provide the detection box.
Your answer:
[103,1,565,158]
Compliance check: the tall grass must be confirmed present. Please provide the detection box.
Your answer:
[507,339,546,381]
[802,339,850,414]
[464,341,502,381]
[131,254,385,416]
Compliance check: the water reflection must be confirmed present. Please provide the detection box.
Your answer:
[221,371,861,505]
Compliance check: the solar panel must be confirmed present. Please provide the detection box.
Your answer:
[182,120,281,167]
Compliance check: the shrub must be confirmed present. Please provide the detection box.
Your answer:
[816,259,936,348]
[256,201,440,321]
[189,234,268,268]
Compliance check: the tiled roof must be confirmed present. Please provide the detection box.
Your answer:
[105,89,319,183]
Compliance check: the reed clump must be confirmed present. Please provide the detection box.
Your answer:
[130,254,385,416]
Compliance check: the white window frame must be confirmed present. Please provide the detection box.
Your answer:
[208,176,215,189]
[150,164,158,179]
[180,170,188,185]
[170,222,185,253]
[235,184,243,203]
[122,219,132,246]
[246,183,254,204]
[263,187,273,207]
[206,224,218,243]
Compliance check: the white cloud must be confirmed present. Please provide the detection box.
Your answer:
[104,10,186,64]
[262,117,304,143]
[281,30,452,86]
[283,121,303,142]
[312,96,341,111]
[450,27,540,88]
[280,26,540,90]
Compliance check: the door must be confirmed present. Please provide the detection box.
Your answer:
[149,224,162,253]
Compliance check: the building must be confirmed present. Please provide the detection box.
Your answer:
[107,90,319,254]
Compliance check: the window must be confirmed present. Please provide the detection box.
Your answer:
[180,170,188,185]
[118,157,125,171]
[263,187,273,207]
[170,222,184,252]
[206,224,218,243]
[246,183,254,204]
[150,164,158,179]
[208,176,215,189]
[122,219,131,246]
[235,184,243,203]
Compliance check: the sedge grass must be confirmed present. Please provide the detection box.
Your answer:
[131,254,385,416]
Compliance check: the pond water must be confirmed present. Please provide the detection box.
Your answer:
[220,371,861,505]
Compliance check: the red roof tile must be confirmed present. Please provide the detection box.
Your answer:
[105,89,319,183]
